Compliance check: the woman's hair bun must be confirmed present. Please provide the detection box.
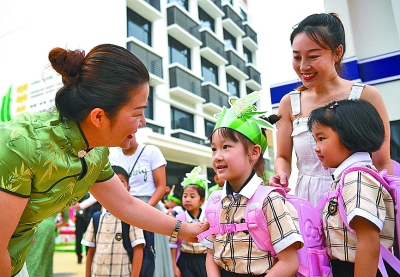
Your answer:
[49,47,85,85]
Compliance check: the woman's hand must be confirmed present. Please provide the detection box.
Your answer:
[180,221,209,242]
[269,173,291,192]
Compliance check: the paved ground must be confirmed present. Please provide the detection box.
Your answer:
[53,251,85,277]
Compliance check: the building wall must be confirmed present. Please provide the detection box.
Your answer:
[0,0,265,184]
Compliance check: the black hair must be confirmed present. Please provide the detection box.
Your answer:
[49,44,149,123]
[112,165,129,183]
[290,13,346,91]
[209,114,280,182]
[307,99,385,153]
[183,184,206,199]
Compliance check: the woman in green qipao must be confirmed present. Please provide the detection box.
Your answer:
[0,44,207,277]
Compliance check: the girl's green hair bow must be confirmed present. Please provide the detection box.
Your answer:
[181,166,210,191]
[213,91,275,154]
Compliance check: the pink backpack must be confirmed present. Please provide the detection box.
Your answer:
[315,165,400,277]
[197,185,332,277]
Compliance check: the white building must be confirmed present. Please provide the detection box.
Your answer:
[0,0,269,187]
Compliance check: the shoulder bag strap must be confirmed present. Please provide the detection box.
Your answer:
[128,145,146,178]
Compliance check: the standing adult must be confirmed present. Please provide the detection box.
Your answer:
[269,13,393,205]
[0,43,206,277]
[109,134,174,277]
[26,208,69,277]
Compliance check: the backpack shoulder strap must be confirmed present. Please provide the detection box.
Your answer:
[245,185,286,254]
[92,211,102,236]
[197,190,223,241]
[121,221,133,262]
[348,83,365,100]
[338,166,390,234]
[289,90,301,117]
[175,212,187,247]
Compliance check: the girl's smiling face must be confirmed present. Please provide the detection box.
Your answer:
[211,130,255,189]
[312,123,353,168]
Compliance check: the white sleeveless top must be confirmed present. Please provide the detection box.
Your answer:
[290,83,365,205]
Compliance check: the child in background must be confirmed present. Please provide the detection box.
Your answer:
[165,185,184,217]
[308,99,397,277]
[169,166,209,277]
[207,174,224,198]
[204,91,303,277]
[82,166,145,277]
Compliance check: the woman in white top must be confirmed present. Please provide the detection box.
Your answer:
[269,13,392,205]
[109,134,174,277]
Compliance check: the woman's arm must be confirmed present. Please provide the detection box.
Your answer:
[90,175,207,240]
[270,94,294,188]
[147,165,166,207]
[266,243,299,277]
[206,248,221,277]
[0,191,28,277]
[352,216,380,277]
[361,86,393,174]
[70,194,98,210]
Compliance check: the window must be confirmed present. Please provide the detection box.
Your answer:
[205,119,215,138]
[247,86,254,95]
[243,46,252,64]
[201,57,218,85]
[169,36,191,69]
[166,161,194,192]
[144,87,154,120]
[222,0,233,5]
[207,167,216,188]
[127,8,151,46]
[171,107,194,132]
[168,0,188,10]
[391,120,400,162]
[199,7,215,32]
[223,29,236,50]
[226,74,239,97]
[240,8,247,21]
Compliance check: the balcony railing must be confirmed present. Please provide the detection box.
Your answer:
[202,84,229,107]
[169,66,202,97]
[211,0,222,9]
[222,5,242,30]
[144,122,164,134]
[171,131,206,145]
[167,6,200,40]
[226,50,246,74]
[243,24,258,44]
[200,31,226,59]
[144,0,160,11]
[247,65,261,85]
[127,41,163,79]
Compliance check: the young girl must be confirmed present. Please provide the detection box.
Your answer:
[205,91,304,277]
[307,99,397,277]
[165,186,184,217]
[169,166,209,277]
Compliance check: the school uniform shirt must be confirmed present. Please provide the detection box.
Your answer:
[82,211,145,277]
[205,172,304,275]
[323,152,395,263]
[0,111,114,276]
[169,210,207,254]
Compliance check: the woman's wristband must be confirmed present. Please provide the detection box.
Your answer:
[171,220,182,239]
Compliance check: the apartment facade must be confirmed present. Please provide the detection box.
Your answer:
[124,0,267,186]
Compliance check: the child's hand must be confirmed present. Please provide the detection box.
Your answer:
[269,173,291,192]
[173,264,181,277]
